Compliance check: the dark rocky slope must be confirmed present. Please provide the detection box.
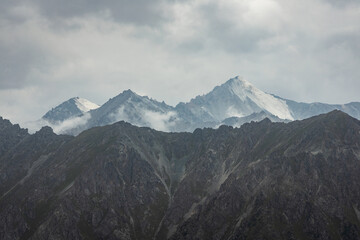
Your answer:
[0,110,359,240]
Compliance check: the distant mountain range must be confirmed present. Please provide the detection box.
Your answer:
[1,111,360,239]
[34,76,360,135]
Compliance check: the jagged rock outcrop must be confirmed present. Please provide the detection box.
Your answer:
[0,110,360,239]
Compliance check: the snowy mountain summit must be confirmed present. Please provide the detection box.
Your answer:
[177,76,293,123]
[42,97,99,123]
[224,77,293,120]
[87,89,176,131]
[73,97,99,113]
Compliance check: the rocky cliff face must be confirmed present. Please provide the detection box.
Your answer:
[0,111,360,240]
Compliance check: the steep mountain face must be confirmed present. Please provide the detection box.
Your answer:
[87,90,179,132]
[42,97,99,123]
[0,125,72,199]
[1,111,360,240]
[176,77,293,123]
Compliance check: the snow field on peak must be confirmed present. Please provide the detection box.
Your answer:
[74,98,100,113]
[228,78,294,120]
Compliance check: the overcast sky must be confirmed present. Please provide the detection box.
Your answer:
[0,0,359,124]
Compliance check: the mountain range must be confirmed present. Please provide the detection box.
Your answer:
[1,110,360,239]
[34,76,360,135]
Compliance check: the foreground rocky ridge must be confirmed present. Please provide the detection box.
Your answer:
[1,111,360,239]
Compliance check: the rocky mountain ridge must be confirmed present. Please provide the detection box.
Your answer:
[1,110,360,239]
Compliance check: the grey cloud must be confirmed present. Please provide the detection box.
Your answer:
[30,0,168,26]
[324,0,359,7]
[0,0,171,32]
[0,1,26,24]
[211,27,272,54]
[203,4,271,53]
[323,32,360,55]
[0,43,48,89]
[171,2,274,54]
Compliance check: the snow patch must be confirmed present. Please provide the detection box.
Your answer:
[74,97,99,113]
[310,150,323,155]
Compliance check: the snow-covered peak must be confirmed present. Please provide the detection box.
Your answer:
[226,76,252,88]
[105,89,139,104]
[223,76,294,120]
[42,97,99,124]
[224,76,255,100]
[73,97,99,113]
[88,89,178,132]
[182,76,294,122]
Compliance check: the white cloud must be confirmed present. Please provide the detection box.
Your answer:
[22,113,91,134]
[143,110,177,131]
[110,106,178,132]
[51,113,91,134]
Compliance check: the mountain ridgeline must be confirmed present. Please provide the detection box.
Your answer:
[1,111,360,239]
[38,77,360,135]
